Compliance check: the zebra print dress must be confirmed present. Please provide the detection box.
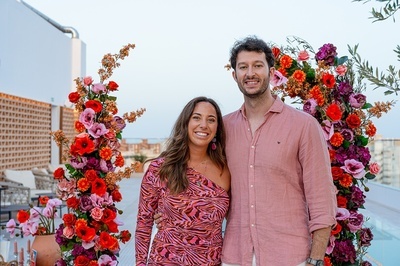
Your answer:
[135,158,230,266]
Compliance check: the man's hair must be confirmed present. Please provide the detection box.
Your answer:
[229,35,275,70]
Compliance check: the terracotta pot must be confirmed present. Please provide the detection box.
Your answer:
[30,234,60,266]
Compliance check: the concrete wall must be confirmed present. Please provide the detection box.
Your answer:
[366,181,400,212]
[0,0,86,106]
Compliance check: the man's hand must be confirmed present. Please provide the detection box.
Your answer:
[153,212,163,229]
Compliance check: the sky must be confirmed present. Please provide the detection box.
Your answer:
[24,0,400,139]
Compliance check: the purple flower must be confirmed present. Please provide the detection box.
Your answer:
[336,81,353,97]
[315,43,337,66]
[349,93,366,108]
[270,70,288,87]
[357,146,371,166]
[55,224,69,246]
[113,116,126,131]
[332,239,357,263]
[340,128,354,142]
[350,185,366,209]
[70,156,88,169]
[85,157,100,170]
[303,99,318,116]
[54,259,67,266]
[347,211,364,232]
[361,262,373,266]
[92,83,106,94]
[336,207,350,220]
[359,227,373,247]
[80,195,94,212]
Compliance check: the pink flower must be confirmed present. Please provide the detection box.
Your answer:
[341,159,366,179]
[98,254,118,266]
[369,162,381,175]
[88,123,109,138]
[92,83,106,94]
[91,207,104,221]
[336,207,350,220]
[270,70,288,87]
[63,226,75,239]
[6,219,17,237]
[297,50,310,61]
[335,65,347,76]
[79,108,96,129]
[347,211,364,233]
[321,120,334,141]
[303,98,318,116]
[58,179,77,200]
[349,93,366,108]
[83,76,94,86]
[326,235,336,255]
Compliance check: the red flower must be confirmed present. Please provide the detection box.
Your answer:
[326,103,342,121]
[74,255,90,266]
[120,230,132,244]
[337,195,348,208]
[71,134,95,156]
[84,169,98,182]
[62,213,77,227]
[16,210,30,223]
[331,223,342,235]
[331,166,343,181]
[346,113,361,129]
[76,224,96,242]
[89,261,98,266]
[339,173,353,188]
[99,232,119,251]
[53,167,65,180]
[68,91,80,103]
[91,178,107,196]
[108,81,119,91]
[322,73,336,89]
[115,154,124,167]
[365,121,377,137]
[101,208,117,223]
[111,189,123,202]
[272,47,280,59]
[66,196,80,210]
[85,99,103,113]
[39,196,49,205]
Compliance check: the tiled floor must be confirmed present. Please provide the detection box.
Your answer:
[2,174,400,265]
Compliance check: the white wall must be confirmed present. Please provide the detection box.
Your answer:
[0,0,86,106]
[366,182,400,212]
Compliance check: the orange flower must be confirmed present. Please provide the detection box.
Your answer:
[75,218,88,228]
[346,113,361,129]
[324,256,333,266]
[99,146,113,160]
[91,178,107,196]
[277,67,287,77]
[99,232,119,251]
[39,196,49,205]
[322,73,336,89]
[328,149,336,162]
[16,210,30,223]
[279,55,293,69]
[84,169,99,182]
[365,121,377,137]
[76,224,96,242]
[85,99,103,113]
[330,132,344,147]
[308,85,325,106]
[292,70,306,83]
[326,103,342,121]
[77,178,91,192]
[339,173,353,188]
[337,195,348,208]
[74,121,86,133]
[115,154,124,167]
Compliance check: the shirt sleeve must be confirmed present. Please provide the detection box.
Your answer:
[300,116,337,233]
[135,161,161,265]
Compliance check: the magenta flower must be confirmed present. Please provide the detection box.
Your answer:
[347,211,364,233]
[341,159,366,179]
[303,98,318,116]
[349,93,366,108]
[270,70,288,87]
[79,108,96,129]
[315,43,337,66]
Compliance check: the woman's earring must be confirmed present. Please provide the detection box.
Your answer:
[211,137,217,150]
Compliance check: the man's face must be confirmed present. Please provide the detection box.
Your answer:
[232,51,274,98]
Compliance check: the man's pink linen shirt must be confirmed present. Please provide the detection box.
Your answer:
[221,96,337,266]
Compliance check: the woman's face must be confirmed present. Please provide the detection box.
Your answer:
[187,101,218,149]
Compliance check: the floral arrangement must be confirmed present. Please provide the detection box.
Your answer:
[5,197,63,237]
[51,43,146,266]
[270,37,394,266]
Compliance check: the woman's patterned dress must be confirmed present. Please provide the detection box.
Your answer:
[135,158,229,266]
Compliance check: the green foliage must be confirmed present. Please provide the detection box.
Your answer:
[353,0,400,22]
[133,154,147,163]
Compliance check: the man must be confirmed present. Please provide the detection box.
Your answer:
[221,36,337,266]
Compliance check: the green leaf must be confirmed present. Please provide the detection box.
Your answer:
[365,172,376,180]
[362,103,373,109]
[337,56,349,65]
[343,139,351,149]
[356,135,369,146]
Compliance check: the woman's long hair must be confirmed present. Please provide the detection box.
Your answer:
[157,96,227,194]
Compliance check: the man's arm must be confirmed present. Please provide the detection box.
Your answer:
[307,226,331,264]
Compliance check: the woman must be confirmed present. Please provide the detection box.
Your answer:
[135,96,230,266]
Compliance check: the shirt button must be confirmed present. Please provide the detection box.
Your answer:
[250,185,253,188]
[251,205,254,208]
[251,145,255,149]
[251,224,255,227]
[250,165,253,168]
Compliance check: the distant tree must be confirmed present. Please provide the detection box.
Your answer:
[351,0,400,95]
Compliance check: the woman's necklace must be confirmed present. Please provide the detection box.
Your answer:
[188,159,208,173]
